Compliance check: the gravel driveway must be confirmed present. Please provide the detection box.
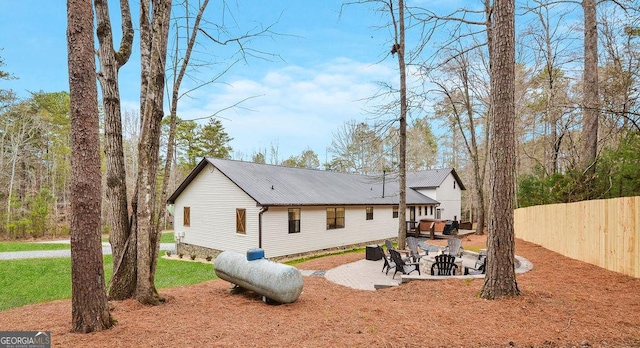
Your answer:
[0,242,176,260]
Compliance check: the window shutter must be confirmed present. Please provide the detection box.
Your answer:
[183,207,190,226]
[236,209,246,234]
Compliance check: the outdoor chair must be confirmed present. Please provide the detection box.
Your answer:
[376,245,396,275]
[464,254,486,275]
[406,236,428,262]
[444,238,463,257]
[384,239,394,252]
[385,239,411,261]
[430,254,458,276]
[388,249,421,279]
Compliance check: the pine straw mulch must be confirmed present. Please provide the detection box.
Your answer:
[1,234,639,348]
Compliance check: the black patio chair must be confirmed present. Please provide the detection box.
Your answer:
[385,239,411,261]
[430,254,458,276]
[389,249,420,279]
[376,245,396,275]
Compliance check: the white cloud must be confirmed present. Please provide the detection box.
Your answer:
[176,57,397,163]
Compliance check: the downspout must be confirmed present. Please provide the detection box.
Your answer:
[258,206,269,249]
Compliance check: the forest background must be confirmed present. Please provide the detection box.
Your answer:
[1,0,639,241]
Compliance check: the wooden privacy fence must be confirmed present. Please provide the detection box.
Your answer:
[514,196,639,278]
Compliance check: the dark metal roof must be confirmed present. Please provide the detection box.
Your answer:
[406,168,466,191]
[167,158,456,206]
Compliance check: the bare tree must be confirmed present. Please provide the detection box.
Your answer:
[66,0,113,332]
[159,0,209,232]
[94,0,136,300]
[328,120,384,174]
[393,0,409,250]
[431,47,490,235]
[135,0,172,305]
[581,0,600,185]
[480,0,520,299]
[343,0,412,248]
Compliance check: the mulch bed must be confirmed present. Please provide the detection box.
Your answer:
[0,234,639,347]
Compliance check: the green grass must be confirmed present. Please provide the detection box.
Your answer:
[159,231,174,243]
[101,231,175,244]
[0,242,70,252]
[0,254,214,312]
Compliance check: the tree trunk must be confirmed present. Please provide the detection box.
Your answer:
[480,0,520,299]
[581,0,599,191]
[95,0,136,300]
[160,0,209,233]
[66,0,113,332]
[135,0,172,305]
[395,0,408,250]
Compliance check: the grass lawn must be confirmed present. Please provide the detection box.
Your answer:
[0,242,71,252]
[0,254,214,311]
[1,232,174,252]
[101,231,175,244]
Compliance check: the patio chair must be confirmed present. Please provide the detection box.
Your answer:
[406,236,428,262]
[385,239,411,261]
[384,239,394,252]
[388,249,421,279]
[376,245,396,275]
[430,254,458,276]
[464,254,487,275]
[444,238,463,257]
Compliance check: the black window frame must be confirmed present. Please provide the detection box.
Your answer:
[392,205,399,218]
[366,206,374,220]
[326,207,345,229]
[288,208,301,234]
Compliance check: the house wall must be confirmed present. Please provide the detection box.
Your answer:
[261,205,399,258]
[434,173,462,221]
[173,163,261,255]
[412,204,438,221]
[414,174,462,221]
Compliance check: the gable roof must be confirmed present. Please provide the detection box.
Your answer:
[167,158,454,206]
[406,168,466,191]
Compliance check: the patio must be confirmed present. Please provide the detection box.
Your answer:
[317,241,533,291]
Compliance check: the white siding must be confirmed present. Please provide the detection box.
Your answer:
[173,163,261,254]
[434,174,462,221]
[261,205,399,258]
[412,204,438,221]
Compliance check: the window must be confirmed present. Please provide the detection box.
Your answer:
[366,206,374,220]
[183,207,191,226]
[236,209,246,234]
[418,206,422,216]
[392,205,398,218]
[430,206,433,215]
[436,208,441,219]
[454,180,456,189]
[326,207,345,229]
[288,208,301,233]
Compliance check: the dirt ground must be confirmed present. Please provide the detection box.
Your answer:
[1,234,639,348]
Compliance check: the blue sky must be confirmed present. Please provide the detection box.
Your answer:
[0,1,458,162]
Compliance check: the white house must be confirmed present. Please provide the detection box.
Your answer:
[167,158,465,259]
